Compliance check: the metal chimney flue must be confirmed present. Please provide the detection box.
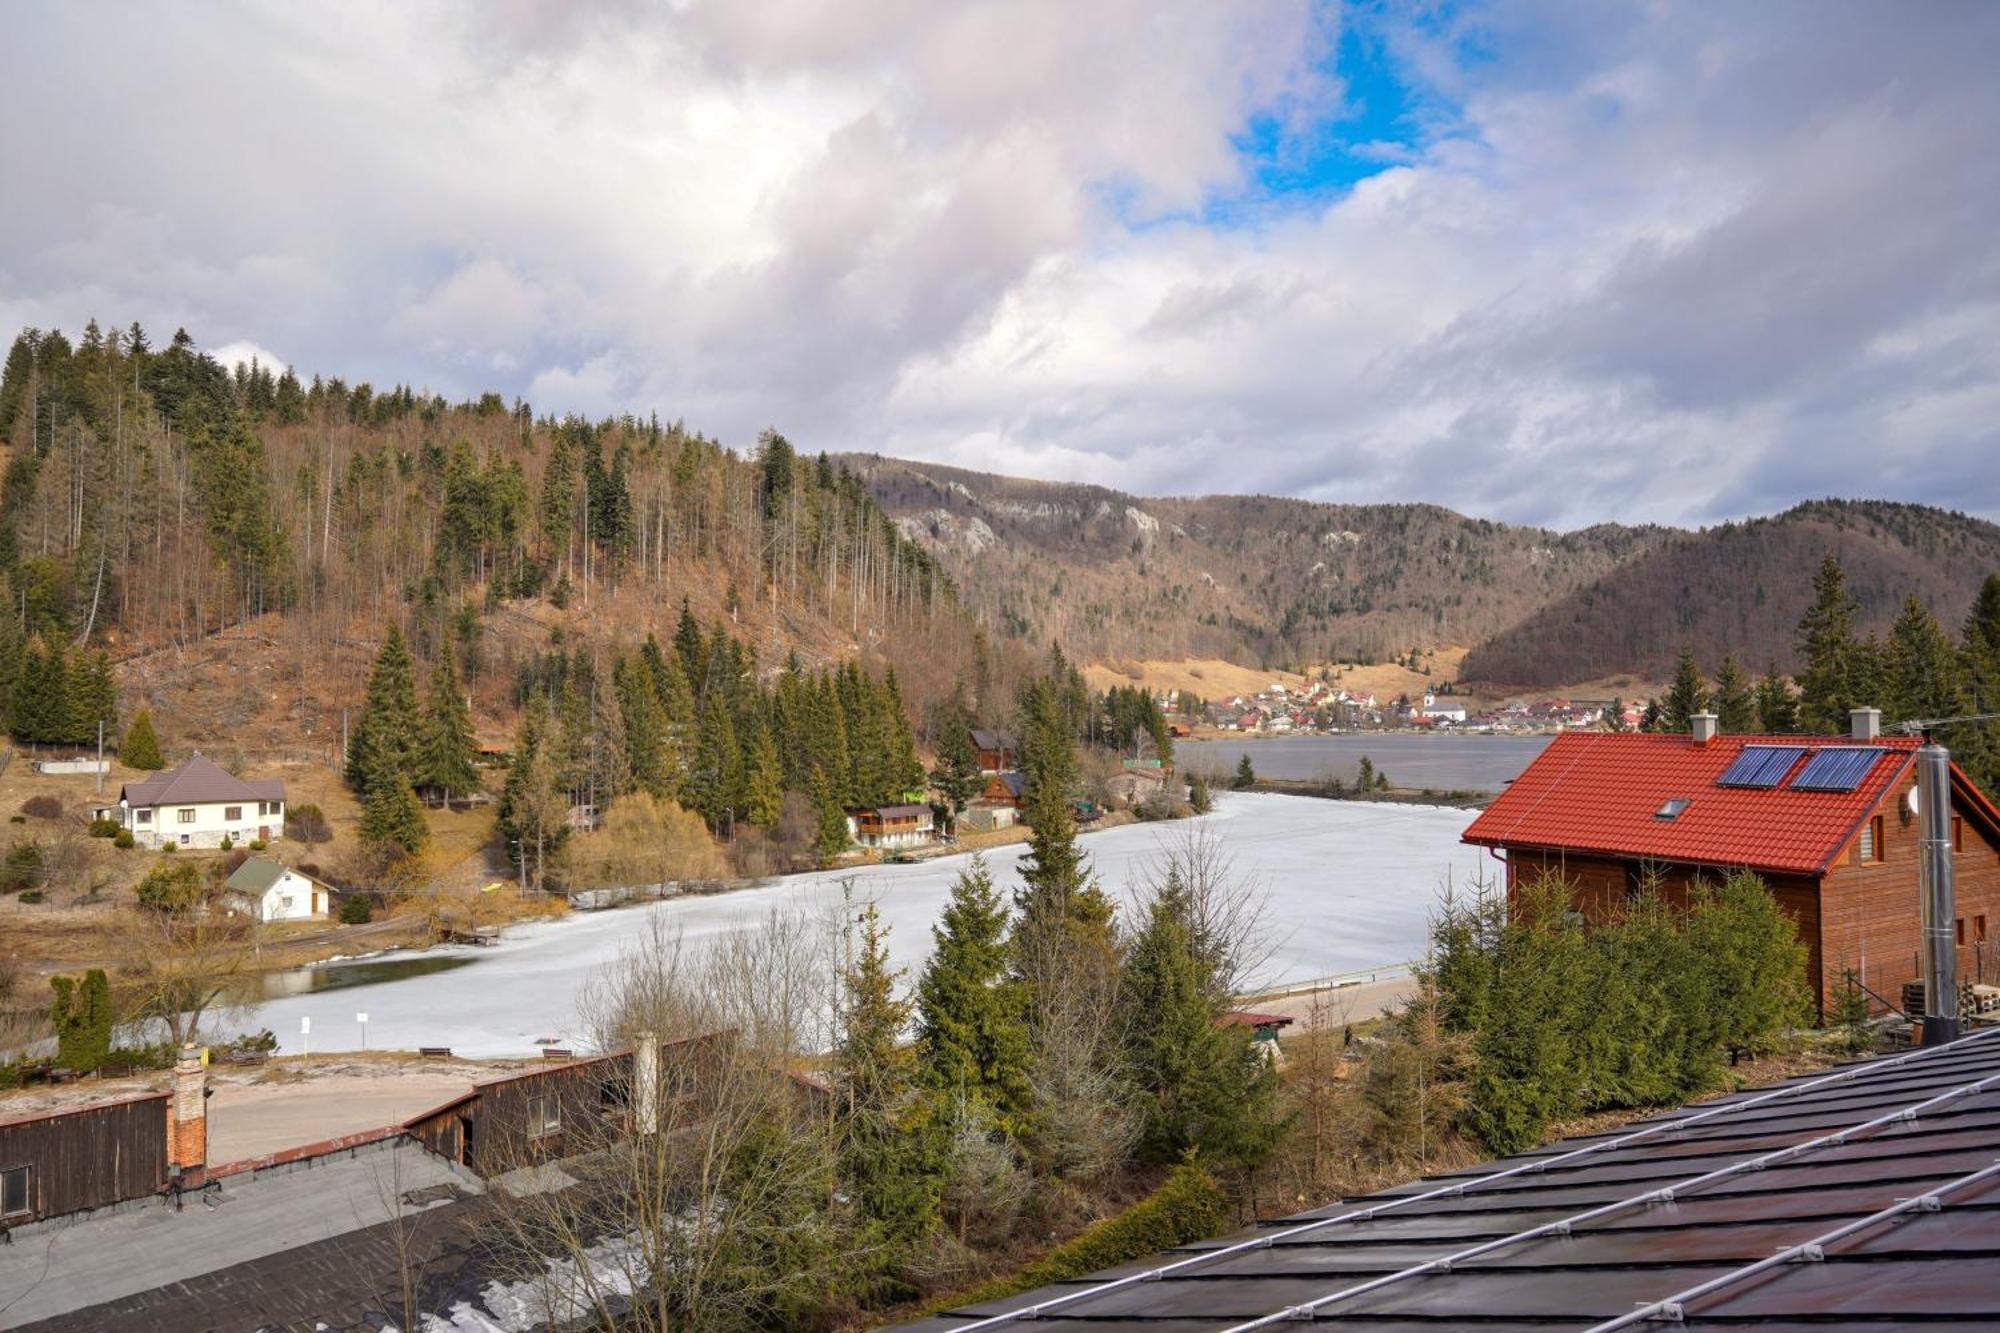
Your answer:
[1916,742,1959,1044]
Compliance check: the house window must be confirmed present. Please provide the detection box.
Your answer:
[1956,918,1966,946]
[527,1093,560,1139]
[1,1165,29,1218]
[224,806,242,822]
[1952,816,1965,853]
[1858,816,1883,863]
[1977,915,1989,942]
[178,808,196,825]
[136,809,152,824]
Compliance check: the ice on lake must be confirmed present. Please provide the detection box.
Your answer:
[240,793,1483,1058]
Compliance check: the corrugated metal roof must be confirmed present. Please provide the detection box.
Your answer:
[896,1026,2000,1330]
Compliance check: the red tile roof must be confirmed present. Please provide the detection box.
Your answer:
[1462,731,1931,876]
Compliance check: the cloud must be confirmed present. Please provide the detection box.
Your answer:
[208,340,287,374]
[0,1,1994,528]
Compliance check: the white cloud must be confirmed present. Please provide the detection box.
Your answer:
[0,2,1994,526]
[208,340,286,373]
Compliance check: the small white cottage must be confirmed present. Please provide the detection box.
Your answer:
[92,755,285,849]
[224,856,336,923]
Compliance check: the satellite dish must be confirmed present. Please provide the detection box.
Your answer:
[1906,786,1921,816]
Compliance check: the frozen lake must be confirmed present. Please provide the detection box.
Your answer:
[235,793,1483,1058]
[1180,733,1552,793]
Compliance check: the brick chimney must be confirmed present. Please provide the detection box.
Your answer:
[633,1030,660,1137]
[1690,712,1719,744]
[1851,707,1882,741]
[169,1044,208,1181]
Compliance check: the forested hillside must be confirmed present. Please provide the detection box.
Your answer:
[1459,501,2000,689]
[842,454,1669,667]
[0,322,1006,759]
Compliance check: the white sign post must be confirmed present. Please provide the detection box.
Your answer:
[357,1012,369,1051]
[301,1015,311,1058]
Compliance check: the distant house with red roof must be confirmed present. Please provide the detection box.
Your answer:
[1463,708,2000,1014]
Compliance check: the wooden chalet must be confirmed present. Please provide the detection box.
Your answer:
[1463,709,2000,1013]
[971,729,1018,775]
[849,803,935,850]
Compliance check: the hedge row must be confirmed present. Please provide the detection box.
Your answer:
[932,1161,1230,1313]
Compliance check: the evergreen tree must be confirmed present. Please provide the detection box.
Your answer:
[930,693,981,824]
[360,765,430,856]
[497,694,569,886]
[673,598,706,695]
[1796,555,1862,733]
[121,708,165,769]
[835,903,945,1246]
[68,649,118,746]
[49,968,113,1073]
[617,653,672,798]
[691,698,743,830]
[916,858,1031,1125]
[1012,676,1117,1015]
[1959,574,2000,797]
[1885,594,1962,727]
[346,626,421,793]
[812,766,848,867]
[10,639,68,744]
[1712,655,1756,733]
[1233,753,1256,789]
[1660,647,1711,734]
[1187,770,1213,814]
[1638,697,1663,732]
[744,722,783,827]
[417,641,479,807]
[1754,662,1799,734]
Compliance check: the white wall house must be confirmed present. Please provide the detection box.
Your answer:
[92,755,285,850]
[224,855,335,922]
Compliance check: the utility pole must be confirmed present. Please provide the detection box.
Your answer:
[96,720,104,796]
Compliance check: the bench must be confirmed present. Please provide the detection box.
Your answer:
[418,1046,454,1059]
[540,1047,574,1062]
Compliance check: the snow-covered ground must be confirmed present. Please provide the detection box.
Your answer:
[238,794,1483,1058]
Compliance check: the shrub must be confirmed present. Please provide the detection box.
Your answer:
[18,890,44,904]
[88,816,121,838]
[161,841,178,852]
[135,859,207,912]
[0,842,43,894]
[20,795,63,820]
[219,834,234,852]
[50,969,113,1072]
[103,1041,176,1071]
[249,838,268,852]
[286,803,332,844]
[113,829,135,849]
[338,894,374,925]
[934,1162,1229,1312]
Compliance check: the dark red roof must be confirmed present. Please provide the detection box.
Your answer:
[1461,730,1952,876]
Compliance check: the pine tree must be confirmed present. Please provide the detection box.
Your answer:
[1885,594,1961,727]
[417,641,479,808]
[930,694,981,823]
[1660,647,1710,734]
[1754,662,1799,734]
[673,598,706,695]
[49,968,113,1073]
[744,722,783,827]
[1796,555,1861,733]
[497,695,569,886]
[121,709,165,769]
[835,903,945,1245]
[360,766,430,855]
[812,766,848,867]
[691,699,743,830]
[616,654,672,797]
[1012,676,1117,1015]
[1638,697,1663,732]
[916,858,1031,1125]
[68,650,118,747]
[1712,655,1756,733]
[1959,575,2000,797]
[346,626,421,793]
[1233,753,1256,789]
[10,640,68,744]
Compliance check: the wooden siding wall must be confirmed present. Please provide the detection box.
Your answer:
[0,1092,169,1224]
[407,1055,631,1177]
[1505,851,1826,1007]
[1820,773,2000,1012]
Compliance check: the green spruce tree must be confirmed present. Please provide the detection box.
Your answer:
[346,626,422,793]
[1796,555,1861,733]
[744,722,783,827]
[812,766,848,867]
[1959,574,2000,797]
[121,709,166,769]
[1711,655,1756,732]
[1885,594,1962,727]
[360,764,429,856]
[1754,661,1799,733]
[916,858,1031,1126]
[418,641,479,808]
[1660,647,1711,734]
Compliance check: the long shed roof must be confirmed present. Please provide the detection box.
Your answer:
[896,1026,2000,1330]
[118,754,284,808]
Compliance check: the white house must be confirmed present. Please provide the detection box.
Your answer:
[224,855,336,922]
[92,755,285,849]
[1422,698,1468,724]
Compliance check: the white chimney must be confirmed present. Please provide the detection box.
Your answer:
[1851,707,1882,741]
[1690,712,1719,744]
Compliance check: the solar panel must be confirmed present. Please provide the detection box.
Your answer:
[1716,745,1806,788]
[1789,746,1886,792]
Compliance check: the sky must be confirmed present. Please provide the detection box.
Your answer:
[2,1,1996,530]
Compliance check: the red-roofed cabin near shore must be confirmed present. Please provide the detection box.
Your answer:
[1463,708,2000,1016]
